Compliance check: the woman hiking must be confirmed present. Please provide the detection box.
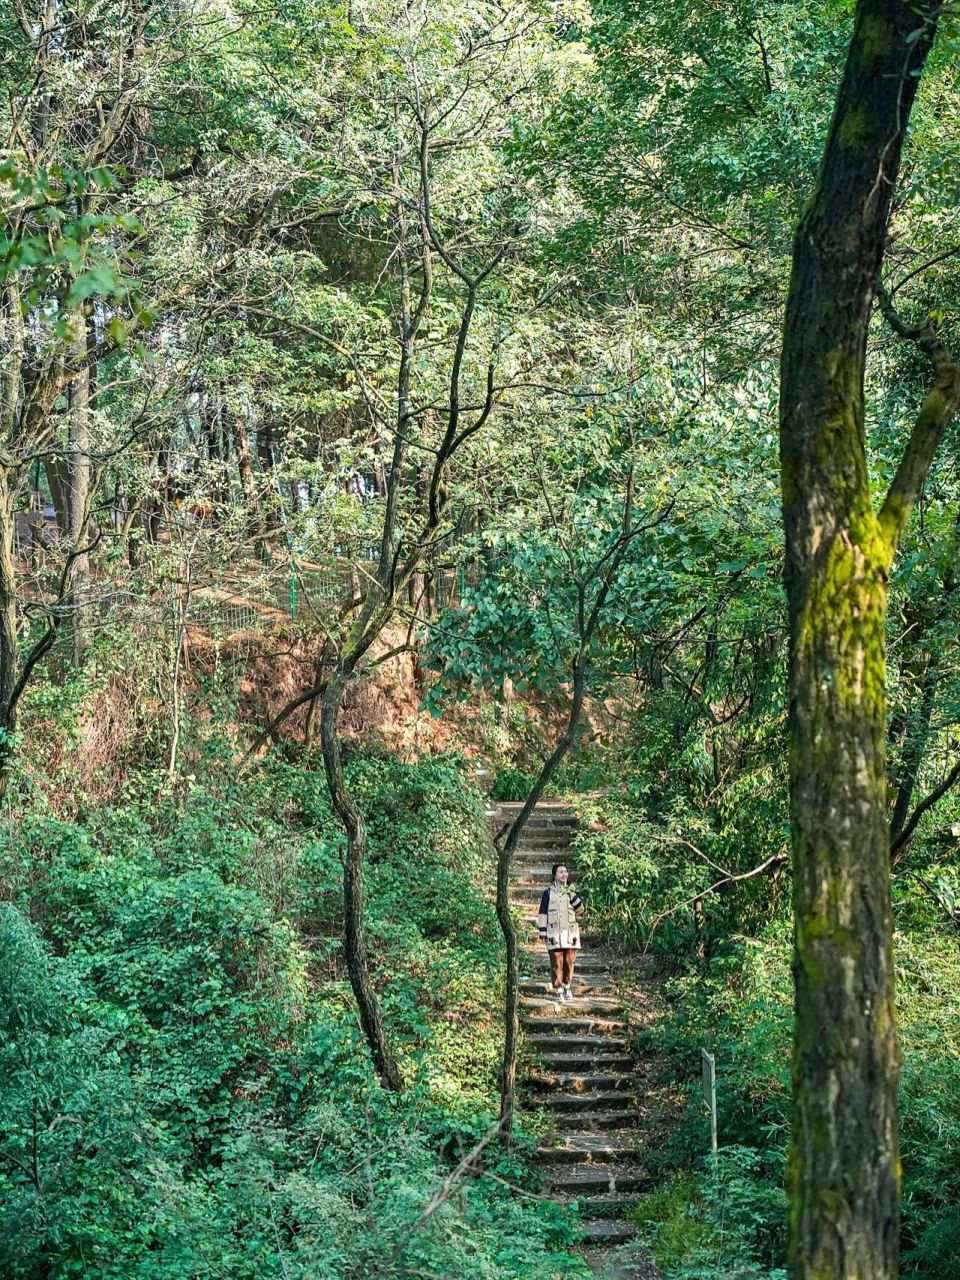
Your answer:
[536,862,584,1003]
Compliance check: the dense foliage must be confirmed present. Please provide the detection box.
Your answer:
[0,675,586,1278]
[3,0,960,1277]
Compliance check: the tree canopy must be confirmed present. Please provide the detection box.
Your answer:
[3,2,960,1278]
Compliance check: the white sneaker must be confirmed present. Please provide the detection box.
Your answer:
[554,986,567,1003]
[563,984,574,1001]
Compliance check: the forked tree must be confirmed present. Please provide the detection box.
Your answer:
[247,3,554,1090]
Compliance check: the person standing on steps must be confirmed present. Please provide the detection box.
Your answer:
[536,863,584,1003]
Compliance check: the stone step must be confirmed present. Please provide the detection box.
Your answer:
[519,970,611,987]
[539,1089,635,1113]
[512,824,578,834]
[505,807,576,819]
[521,995,621,1016]
[512,851,574,863]
[538,1134,643,1164]
[525,1033,629,1054]
[510,856,577,870]
[521,987,618,1005]
[521,1015,625,1035]
[546,1164,648,1194]
[571,1192,637,1218]
[534,1050,633,1071]
[495,804,577,820]
[520,976,615,994]
[501,829,577,842]
[529,1074,632,1095]
[511,822,576,835]
[509,828,576,841]
[510,885,552,903]
[542,1108,638,1132]
[579,1219,635,1245]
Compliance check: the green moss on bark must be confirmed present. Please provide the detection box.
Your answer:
[838,102,873,150]
[859,15,893,64]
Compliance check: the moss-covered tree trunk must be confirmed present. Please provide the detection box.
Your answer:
[779,4,955,1277]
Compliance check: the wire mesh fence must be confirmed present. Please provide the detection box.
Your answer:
[15,538,482,647]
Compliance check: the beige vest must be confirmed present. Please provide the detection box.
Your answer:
[544,885,581,950]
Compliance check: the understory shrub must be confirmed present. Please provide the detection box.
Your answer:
[0,737,588,1280]
[633,1148,787,1280]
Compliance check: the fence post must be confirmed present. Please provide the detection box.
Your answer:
[701,1049,718,1153]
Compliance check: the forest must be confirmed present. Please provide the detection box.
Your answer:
[2,2,960,1278]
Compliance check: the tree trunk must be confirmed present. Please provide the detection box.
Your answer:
[778,5,947,1277]
[303,691,320,748]
[0,467,19,795]
[148,445,169,544]
[320,669,404,1092]
[45,457,69,533]
[126,501,146,568]
[232,412,266,558]
[889,665,937,847]
[495,843,520,1138]
[66,311,93,665]
[257,419,283,533]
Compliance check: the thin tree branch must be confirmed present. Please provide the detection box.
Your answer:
[876,284,960,547]
[891,757,960,860]
[644,849,788,951]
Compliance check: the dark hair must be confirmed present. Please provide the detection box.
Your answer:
[552,863,567,877]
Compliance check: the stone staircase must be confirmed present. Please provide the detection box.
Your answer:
[497,800,647,1256]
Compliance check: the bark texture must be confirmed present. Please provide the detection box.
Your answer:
[779,5,953,1278]
[320,667,404,1092]
[66,311,93,665]
[0,469,19,789]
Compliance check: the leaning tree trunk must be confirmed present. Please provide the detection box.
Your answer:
[778,4,950,1278]
[497,651,591,1138]
[320,668,404,1092]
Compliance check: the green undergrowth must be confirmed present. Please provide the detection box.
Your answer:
[0,733,589,1280]
[627,915,960,1278]
[632,1151,787,1280]
[566,758,960,1278]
